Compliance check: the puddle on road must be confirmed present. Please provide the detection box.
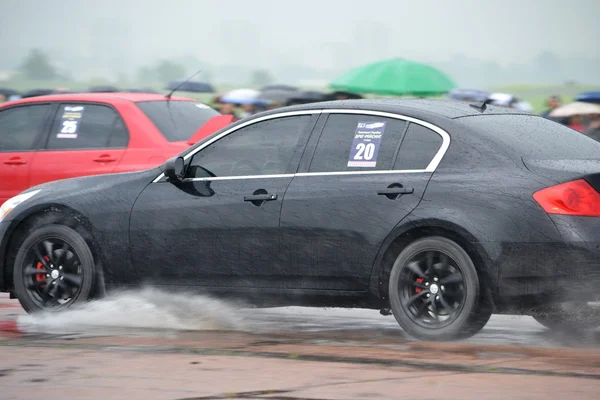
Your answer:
[17,287,244,336]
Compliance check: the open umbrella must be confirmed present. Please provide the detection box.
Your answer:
[324,91,363,100]
[448,88,490,102]
[487,93,519,108]
[575,91,600,104]
[549,102,600,118]
[21,89,56,98]
[0,88,19,97]
[257,89,297,104]
[88,85,119,93]
[330,58,455,96]
[166,80,215,93]
[220,88,267,105]
[285,90,326,105]
[126,88,159,94]
[261,84,298,92]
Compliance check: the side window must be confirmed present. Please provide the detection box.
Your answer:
[47,104,129,150]
[187,115,311,178]
[309,114,407,172]
[0,104,50,152]
[394,123,443,170]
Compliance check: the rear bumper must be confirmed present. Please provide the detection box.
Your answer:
[497,216,600,306]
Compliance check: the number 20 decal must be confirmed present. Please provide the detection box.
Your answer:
[354,142,375,160]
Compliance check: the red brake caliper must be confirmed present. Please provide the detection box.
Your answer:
[415,278,424,293]
[35,256,51,283]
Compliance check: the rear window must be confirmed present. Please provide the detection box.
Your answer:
[460,114,600,159]
[137,100,220,142]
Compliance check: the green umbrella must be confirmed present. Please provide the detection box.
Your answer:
[329,58,456,97]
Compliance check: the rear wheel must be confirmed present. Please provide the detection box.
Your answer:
[13,224,96,313]
[388,237,492,341]
[533,302,600,331]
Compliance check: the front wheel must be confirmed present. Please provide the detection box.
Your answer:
[388,237,492,341]
[533,302,600,331]
[13,224,97,313]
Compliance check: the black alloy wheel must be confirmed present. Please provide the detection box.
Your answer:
[389,237,491,341]
[14,224,96,313]
[398,250,466,328]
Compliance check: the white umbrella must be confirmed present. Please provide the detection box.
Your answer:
[515,101,533,112]
[549,102,600,118]
[220,88,266,105]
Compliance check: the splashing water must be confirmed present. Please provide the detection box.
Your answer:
[17,287,243,334]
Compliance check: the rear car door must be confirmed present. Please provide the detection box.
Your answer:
[0,103,53,204]
[29,103,129,187]
[129,112,318,289]
[280,111,447,291]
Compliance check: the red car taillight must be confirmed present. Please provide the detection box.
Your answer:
[533,179,600,217]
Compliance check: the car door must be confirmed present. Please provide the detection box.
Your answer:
[0,103,53,205]
[280,112,447,291]
[28,103,129,187]
[129,112,319,288]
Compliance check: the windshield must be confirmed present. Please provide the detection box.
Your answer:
[136,100,220,142]
[459,114,600,159]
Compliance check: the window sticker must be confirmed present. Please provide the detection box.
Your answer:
[347,121,386,167]
[56,105,85,139]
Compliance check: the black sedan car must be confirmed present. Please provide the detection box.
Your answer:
[1,99,599,341]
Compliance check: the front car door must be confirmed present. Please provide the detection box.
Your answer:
[280,110,448,291]
[129,111,319,289]
[0,103,53,205]
[28,103,129,188]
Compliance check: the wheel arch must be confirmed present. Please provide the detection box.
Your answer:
[1,205,106,295]
[370,218,498,309]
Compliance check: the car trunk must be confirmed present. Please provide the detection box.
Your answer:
[522,159,600,191]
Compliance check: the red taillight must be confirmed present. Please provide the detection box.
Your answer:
[533,179,600,217]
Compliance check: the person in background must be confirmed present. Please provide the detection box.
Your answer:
[584,114,600,142]
[0,94,6,103]
[218,102,237,118]
[540,95,568,124]
[265,102,281,111]
[238,103,256,118]
[568,115,585,132]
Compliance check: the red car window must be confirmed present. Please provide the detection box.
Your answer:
[46,104,129,150]
[136,100,219,142]
[0,104,50,151]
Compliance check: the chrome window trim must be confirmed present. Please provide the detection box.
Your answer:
[152,110,321,183]
[152,108,451,183]
[319,109,450,173]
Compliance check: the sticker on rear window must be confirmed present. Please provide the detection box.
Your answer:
[56,105,85,139]
[195,103,210,109]
[347,121,386,167]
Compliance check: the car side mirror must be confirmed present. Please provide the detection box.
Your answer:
[164,156,185,182]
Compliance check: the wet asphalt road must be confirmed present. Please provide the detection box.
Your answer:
[5,294,599,349]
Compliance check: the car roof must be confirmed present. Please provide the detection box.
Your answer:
[269,98,530,120]
[2,92,193,106]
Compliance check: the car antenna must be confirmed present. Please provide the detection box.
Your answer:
[469,99,492,113]
[165,69,202,100]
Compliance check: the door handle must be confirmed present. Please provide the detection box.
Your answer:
[3,158,26,165]
[378,184,414,200]
[93,155,117,163]
[244,194,277,202]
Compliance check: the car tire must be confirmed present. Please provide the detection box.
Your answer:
[388,236,491,341]
[13,224,97,313]
[532,302,600,331]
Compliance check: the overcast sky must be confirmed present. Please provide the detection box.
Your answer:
[1,0,598,71]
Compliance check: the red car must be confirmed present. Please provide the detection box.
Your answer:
[0,92,233,205]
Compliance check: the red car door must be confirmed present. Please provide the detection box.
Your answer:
[29,103,129,188]
[0,103,53,205]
